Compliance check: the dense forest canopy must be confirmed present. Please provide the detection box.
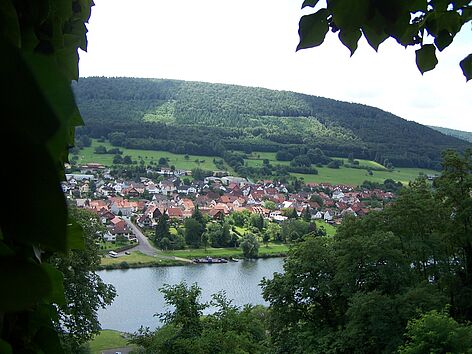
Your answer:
[74,77,470,170]
[429,125,472,143]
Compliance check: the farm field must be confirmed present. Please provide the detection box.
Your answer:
[75,141,439,186]
[292,166,438,186]
[242,151,437,186]
[75,139,231,172]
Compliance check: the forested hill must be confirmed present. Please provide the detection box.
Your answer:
[73,77,470,170]
[428,126,472,143]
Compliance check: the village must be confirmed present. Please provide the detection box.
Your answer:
[64,162,396,250]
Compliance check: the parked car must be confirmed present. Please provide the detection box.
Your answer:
[124,251,131,255]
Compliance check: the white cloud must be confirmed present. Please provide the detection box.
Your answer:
[79,0,472,132]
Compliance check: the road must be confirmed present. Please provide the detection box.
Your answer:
[122,217,193,263]
[123,217,157,256]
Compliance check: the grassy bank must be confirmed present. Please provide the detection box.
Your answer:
[163,243,290,260]
[98,251,188,270]
[88,330,134,354]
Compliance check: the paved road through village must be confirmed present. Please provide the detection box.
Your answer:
[122,218,192,263]
[122,217,157,256]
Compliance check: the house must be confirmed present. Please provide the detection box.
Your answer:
[105,217,134,241]
[160,180,177,195]
[323,210,334,222]
[269,211,288,222]
[167,207,184,219]
[177,185,192,195]
[146,182,159,194]
[208,209,225,220]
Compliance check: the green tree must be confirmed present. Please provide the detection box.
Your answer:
[261,150,472,352]
[249,213,264,231]
[123,155,133,164]
[399,310,472,354]
[266,222,283,243]
[129,283,269,353]
[191,205,205,226]
[154,214,171,246]
[262,231,270,247]
[297,0,472,80]
[302,206,312,222]
[240,233,260,258]
[184,218,203,248]
[230,210,250,227]
[94,145,107,154]
[158,157,168,166]
[264,200,276,210]
[50,208,116,353]
[348,152,354,163]
[113,154,123,164]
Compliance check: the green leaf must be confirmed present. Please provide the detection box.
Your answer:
[0,259,52,312]
[459,54,472,82]
[339,29,362,56]
[302,0,320,9]
[434,30,453,51]
[0,340,12,354]
[426,11,461,37]
[0,240,14,256]
[297,9,329,51]
[50,0,73,21]
[0,0,21,47]
[41,263,66,305]
[408,0,428,12]
[329,0,370,30]
[362,25,389,51]
[35,327,63,354]
[416,44,438,74]
[66,218,85,250]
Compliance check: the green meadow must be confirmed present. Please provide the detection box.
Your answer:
[75,139,229,171]
[75,140,438,186]
[243,151,437,186]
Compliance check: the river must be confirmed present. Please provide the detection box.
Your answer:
[98,257,284,332]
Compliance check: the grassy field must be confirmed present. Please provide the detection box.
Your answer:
[243,151,437,185]
[75,141,438,186]
[292,166,438,186]
[88,330,132,354]
[76,139,230,171]
[317,221,336,236]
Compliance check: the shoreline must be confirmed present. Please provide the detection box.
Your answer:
[97,252,287,271]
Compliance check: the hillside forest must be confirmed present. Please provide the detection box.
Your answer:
[73,78,471,173]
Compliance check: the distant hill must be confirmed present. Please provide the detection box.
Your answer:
[428,126,472,143]
[73,77,470,170]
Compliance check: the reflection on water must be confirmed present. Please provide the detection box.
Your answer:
[98,258,284,332]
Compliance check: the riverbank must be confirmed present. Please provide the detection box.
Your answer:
[98,244,288,270]
[98,251,188,270]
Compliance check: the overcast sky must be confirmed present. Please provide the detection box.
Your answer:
[79,0,472,132]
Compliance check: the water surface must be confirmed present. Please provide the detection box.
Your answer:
[98,258,284,332]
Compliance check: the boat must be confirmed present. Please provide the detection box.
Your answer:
[229,257,239,262]
[193,256,228,264]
